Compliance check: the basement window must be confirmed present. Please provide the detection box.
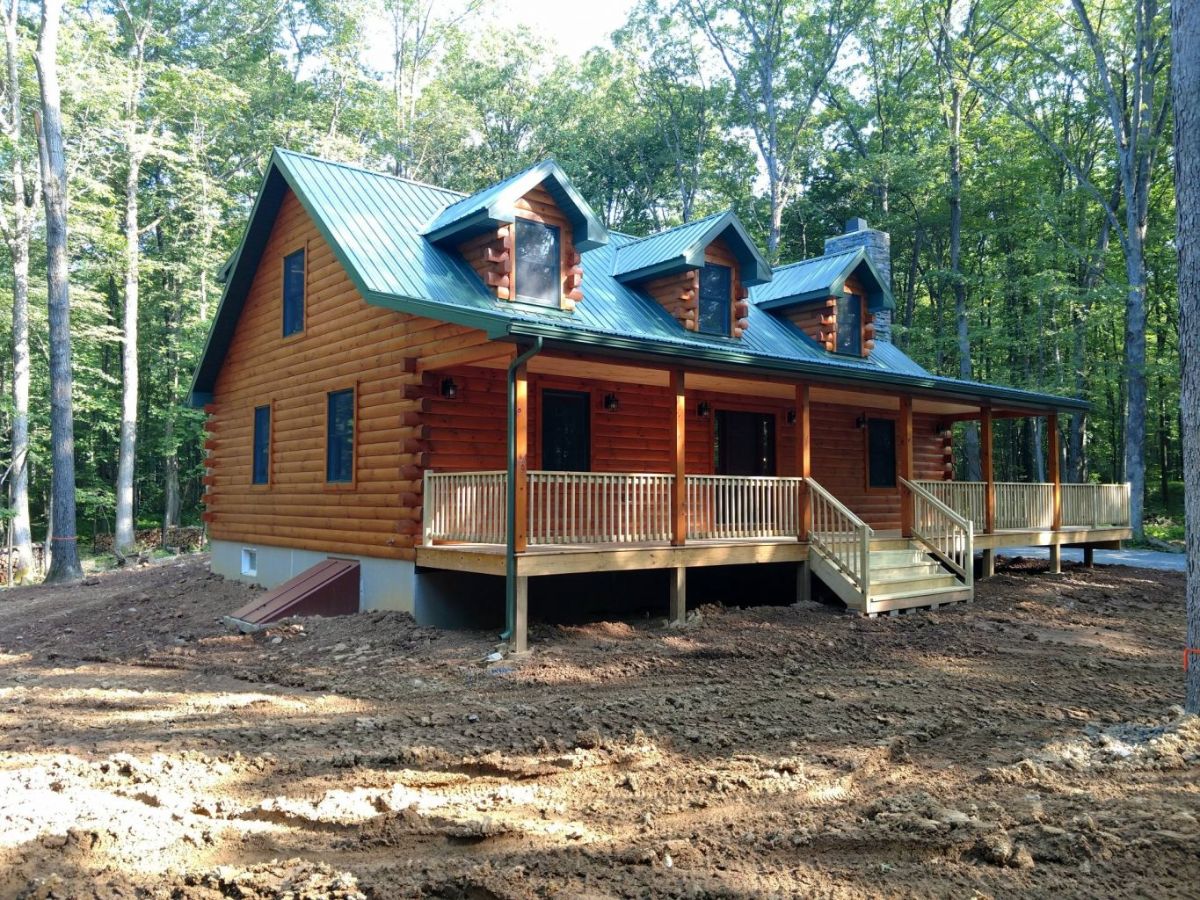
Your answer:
[836,293,862,355]
[240,548,258,577]
[515,218,561,306]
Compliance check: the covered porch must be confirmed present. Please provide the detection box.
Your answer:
[413,343,1131,648]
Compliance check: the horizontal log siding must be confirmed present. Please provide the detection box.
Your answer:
[810,403,946,531]
[206,188,491,561]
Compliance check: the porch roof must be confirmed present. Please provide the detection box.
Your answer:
[189,149,1086,414]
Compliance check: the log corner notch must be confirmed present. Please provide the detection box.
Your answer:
[644,269,700,331]
[458,225,514,301]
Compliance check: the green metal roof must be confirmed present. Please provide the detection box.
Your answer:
[421,158,609,250]
[189,149,1084,414]
[611,209,772,285]
[752,247,895,311]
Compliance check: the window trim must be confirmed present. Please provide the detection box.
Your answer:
[697,262,733,337]
[324,384,357,489]
[834,292,864,356]
[281,244,308,340]
[863,414,899,493]
[251,401,273,487]
[513,217,563,308]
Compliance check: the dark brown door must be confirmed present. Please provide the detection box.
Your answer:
[715,410,776,476]
[541,389,591,472]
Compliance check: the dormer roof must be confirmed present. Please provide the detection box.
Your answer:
[751,246,894,311]
[611,210,772,286]
[422,158,609,250]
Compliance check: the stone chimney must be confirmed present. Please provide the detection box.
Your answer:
[823,217,892,343]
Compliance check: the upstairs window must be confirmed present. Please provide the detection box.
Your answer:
[252,404,270,485]
[282,249,305,337]
[326,388,355,483]
[698,263,731,336]
[836,293,862,355]
[515,219,561,306]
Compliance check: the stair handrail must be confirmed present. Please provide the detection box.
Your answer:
[901,477,974,588]
[806,476,872,596]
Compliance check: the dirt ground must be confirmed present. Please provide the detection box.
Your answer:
[0,554,1196,899]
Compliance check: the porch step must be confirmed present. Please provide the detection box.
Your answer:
[869,549,930,566]
[811,536,973,616]
[866,585,974,615]
[869,562,944,580]
[869,572,960,594]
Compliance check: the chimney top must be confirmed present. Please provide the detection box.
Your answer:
[845,217,870,234]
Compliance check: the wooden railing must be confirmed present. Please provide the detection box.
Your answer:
[807,477,871,594]
[902,478,973,586]
[685,475,804,540]
[1061,482,1132,527]
[915,480,1131,531]
[528,471,675,545]
[423,470,507,544]
[912,480,986,530]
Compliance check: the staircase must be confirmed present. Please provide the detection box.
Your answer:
[807,478,974,616]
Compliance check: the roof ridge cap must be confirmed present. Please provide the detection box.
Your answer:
[274,147,467,197]
[617,209,730,249]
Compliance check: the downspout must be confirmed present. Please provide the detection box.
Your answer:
[500,337,543,644]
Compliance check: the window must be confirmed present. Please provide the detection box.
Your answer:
[698,264,732,335]
[836,293,862,355]
[515,219,561,306]
[326,389,355,483]
[240,548,257,577]
[282,249,305,336]
[252,404,270,484]
[867,418,897,488]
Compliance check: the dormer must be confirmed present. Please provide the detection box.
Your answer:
[612,211,771,338]
[422,160,608,312]
[751,245,894,357]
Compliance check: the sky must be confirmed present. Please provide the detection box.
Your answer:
[496,0,637,56]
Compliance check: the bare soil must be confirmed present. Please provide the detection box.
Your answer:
[0,554,1196,899]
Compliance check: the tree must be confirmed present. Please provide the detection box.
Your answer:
[0,0,36,580]
[681,0,869,258]
[34,0,81,582]
[1173,0,1200,712]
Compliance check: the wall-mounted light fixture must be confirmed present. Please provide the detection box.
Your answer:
[697,401,711,419]
[603,393,619,412]
[855,413,867,429]
[786,409,797,426]
[440,376,459,400]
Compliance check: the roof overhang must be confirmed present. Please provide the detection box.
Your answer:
[421,159,609,251]
[612,210,772,286]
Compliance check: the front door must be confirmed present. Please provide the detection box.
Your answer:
[541,389,590,471]
[715,410,776,476]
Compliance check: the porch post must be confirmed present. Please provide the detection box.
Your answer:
[513,361,529,553]
[899,396,914,537]
[981,406,995,533]
[795,384,811,540]
[671,370,686,546]
[1048,412,1062,531]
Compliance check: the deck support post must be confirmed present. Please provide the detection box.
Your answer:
[1083,546,1094,567]
[513,364,530,553]
[981,406,995,534]
[797,561,811,604]
[981,548,995,579]
[671,370,686,546]
[1048,412,1061,531]
[795,384,811,540]
[668,566,686,624]
[899,396,914,537]
[512,575,529,652]
[1049,544,1062,575]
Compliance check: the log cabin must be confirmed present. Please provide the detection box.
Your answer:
[190,150,1132,649]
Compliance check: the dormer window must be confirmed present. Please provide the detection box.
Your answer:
[515,218,561,307]
[836,294,862,355]
[698,264,732,336]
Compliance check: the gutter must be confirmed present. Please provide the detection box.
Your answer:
[500,337,544,647]
[500,322,1089,413]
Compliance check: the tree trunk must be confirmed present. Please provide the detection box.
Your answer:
[34,0,81,583]
[1122,251,1148,538]
[1172,0,1200,712]
[3,0,31,582]
[115,154,140,553]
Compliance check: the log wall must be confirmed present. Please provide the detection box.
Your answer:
[206,188,492,561]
